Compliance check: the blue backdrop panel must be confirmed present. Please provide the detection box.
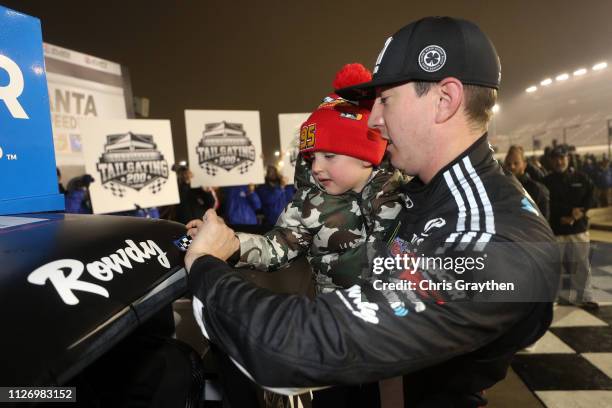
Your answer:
[0,6,64,215]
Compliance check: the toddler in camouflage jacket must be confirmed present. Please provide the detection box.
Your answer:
[227,65,406,293]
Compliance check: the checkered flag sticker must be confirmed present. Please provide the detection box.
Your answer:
[238,161,252,174]
[173,234,193,252]
[202,162,218,176]
[103,181,128,197]
[147,177,167,194]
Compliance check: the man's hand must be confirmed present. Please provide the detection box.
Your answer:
[560,216,575,226]
[184,209,239,272]
[571,207,585,221]
[185,218,203,238]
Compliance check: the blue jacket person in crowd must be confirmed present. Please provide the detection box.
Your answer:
[222,185,262,225]
[256,165,295,226]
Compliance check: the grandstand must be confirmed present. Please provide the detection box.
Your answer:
[491,61,612,158]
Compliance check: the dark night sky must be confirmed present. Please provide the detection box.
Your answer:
[4,0,612,162]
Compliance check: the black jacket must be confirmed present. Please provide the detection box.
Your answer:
[517,173,550,221]
[175,183,216,225]
[188,135,559,407]
[544,170,594,235]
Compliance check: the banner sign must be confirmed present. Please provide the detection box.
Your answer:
[0,6,64,215]
[278,113,309,184]
[79,118,179,214]
[44,43,129,166]
[185,110,264,187]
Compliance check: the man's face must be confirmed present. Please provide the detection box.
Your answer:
[368,82,435,176]
[552,155,569,173]
[504,151,526,177]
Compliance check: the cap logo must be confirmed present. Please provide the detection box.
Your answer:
[339,112,363,120]
[418,45,446,73]
[299,123,316,151]
[373,36,393,74]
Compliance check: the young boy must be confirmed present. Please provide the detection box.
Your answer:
[188,66,406,293]
[186,68,407,406]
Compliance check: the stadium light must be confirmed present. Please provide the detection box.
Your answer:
[274,150,280,157]
[593,62,607,71]
[540,78,552,86]
[555,73,569,81]
[526,86,537,93]
[573,68,587,76]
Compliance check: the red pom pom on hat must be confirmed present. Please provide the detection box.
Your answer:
[328,63,374,109]
[300,63,386,165]
[332,63,372,90]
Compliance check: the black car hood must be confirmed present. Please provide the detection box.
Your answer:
[0,213,189,385]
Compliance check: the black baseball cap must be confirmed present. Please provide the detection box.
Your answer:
[550,146,569,157]
[335,16,501,100]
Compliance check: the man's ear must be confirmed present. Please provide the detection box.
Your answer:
[362,160,374,168]
[435,77,463,124]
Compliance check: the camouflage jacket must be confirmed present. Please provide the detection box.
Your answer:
[236,156,406,293]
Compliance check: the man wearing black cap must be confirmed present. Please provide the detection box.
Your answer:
[544,146,598,309]
[185,17,559,407]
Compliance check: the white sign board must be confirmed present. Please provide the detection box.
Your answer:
[44,43,129,166]
[185,110,265,187]
[278,113,309,183]
[79,118,180,214]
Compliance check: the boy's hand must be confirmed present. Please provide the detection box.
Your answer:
[185,209,239,272]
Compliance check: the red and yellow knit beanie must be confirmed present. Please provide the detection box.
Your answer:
[299,63,387,166]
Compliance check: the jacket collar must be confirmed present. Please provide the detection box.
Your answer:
[402,134,499,208]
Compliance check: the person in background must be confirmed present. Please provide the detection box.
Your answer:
[544,146,598,309]
[57,167,66,194]
[595,158,612,207]
[256,165,296,227]
[504,145,550,220]
[582,156,598,185]
[222,184,261,226]
[63,173,170,218]
[541,146,554,173]
[173,164,218,224]
[525,156,547,183]
[64,174,95,214]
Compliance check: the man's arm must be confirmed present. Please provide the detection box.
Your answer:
[188,241,554,389]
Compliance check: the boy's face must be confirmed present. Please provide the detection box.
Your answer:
[311,152,373,195]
